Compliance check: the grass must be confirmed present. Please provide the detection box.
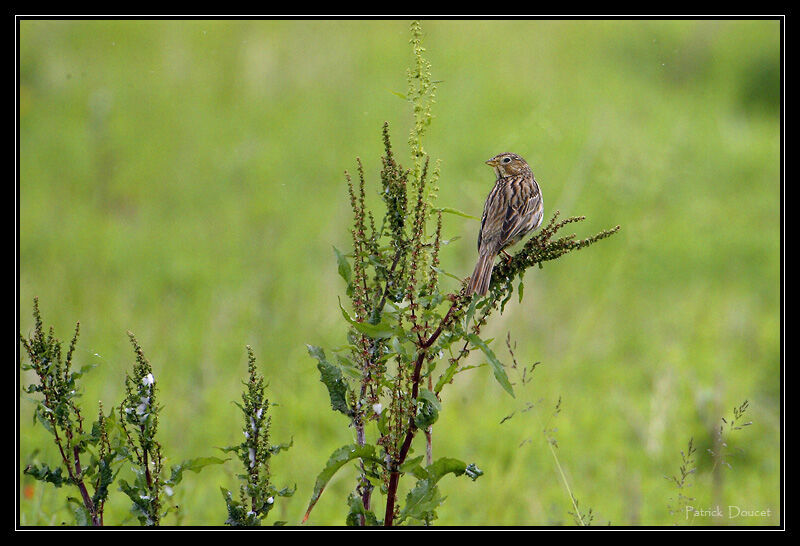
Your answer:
[18,19,780,526]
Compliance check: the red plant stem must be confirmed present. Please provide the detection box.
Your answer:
[383,297,460,526]
[72,444,100,526]
[420,300,458,350]
[383,350,426,526]
[61,421,99,526]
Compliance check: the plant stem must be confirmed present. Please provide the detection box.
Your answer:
[383,296,461,526]
[546,437,584,526]
[425,373,433,467]
[355,381,372,525]
[383,348,426,526]
[64,418,100,526]
[72,447,100,526]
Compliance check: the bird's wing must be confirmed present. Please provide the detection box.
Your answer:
[479,175,542,254]
[499,176,542,249]
[477,179,508,254]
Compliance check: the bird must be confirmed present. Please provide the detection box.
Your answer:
[466,152,544,296]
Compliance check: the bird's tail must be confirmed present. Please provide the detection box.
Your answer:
[467,253,496,296]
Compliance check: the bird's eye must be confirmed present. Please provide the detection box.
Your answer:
[502,157,511,164]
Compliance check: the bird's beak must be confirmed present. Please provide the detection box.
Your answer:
[485,158,498,167]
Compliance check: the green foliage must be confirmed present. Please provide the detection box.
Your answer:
[466,333,514,398]
[414,389,441,430]
[303,444,384,524]
[117,333,225,525]
[19,304,225,527]
[221,488,261,527]
[166,456,227,487]
[667,400,754,525]
[19,18,779,526]
[117,333,165,525]
[221,346,294,526]
[346,492,379,526]
[20,300,127,526]
[303,20,618,526]
[397,457,483,524]
[407,20,438,195]
[665,437,697,523]
[307,344,351,417]
[24,460,66,488]
[19,299,239,526]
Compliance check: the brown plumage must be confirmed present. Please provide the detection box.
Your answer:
[467,152,544,296]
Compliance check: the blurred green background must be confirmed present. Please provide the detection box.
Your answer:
[18,19,781,526]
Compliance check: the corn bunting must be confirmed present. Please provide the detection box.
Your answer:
[467,152,544,296]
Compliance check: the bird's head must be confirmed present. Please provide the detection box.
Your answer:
[486,152,530,178]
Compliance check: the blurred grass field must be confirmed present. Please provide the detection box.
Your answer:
[18,19,781,526]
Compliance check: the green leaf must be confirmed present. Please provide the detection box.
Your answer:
[399,455,425,475]
[33,405,55,435]
[335,354,362,380]
[71,362,98,381]
[222,487,262,526]
[345,492,379,526]
[463,297,479,330]
[500,281,514,314]
[338,299,397,339]
[418,389,441,411]
[269,438,293,455]
[401,486,445,524]
[24,462,66,487]
[275,484,296,497]
[425,457,471,482]
[414,389,441,429]
[72,503,91,526]
[398,457,476,524]
[376,407,390,435]
[307,345,351,416]
[467,334,515,398]
[332,246,352,288]
[91,455,115,507]
[303,444,383,523]
[165,456,227,486]
[431,266,462,282]
[434,361,459,393]
[118,478,153,524]
[436,207,480,220]
[390,336,408,359]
